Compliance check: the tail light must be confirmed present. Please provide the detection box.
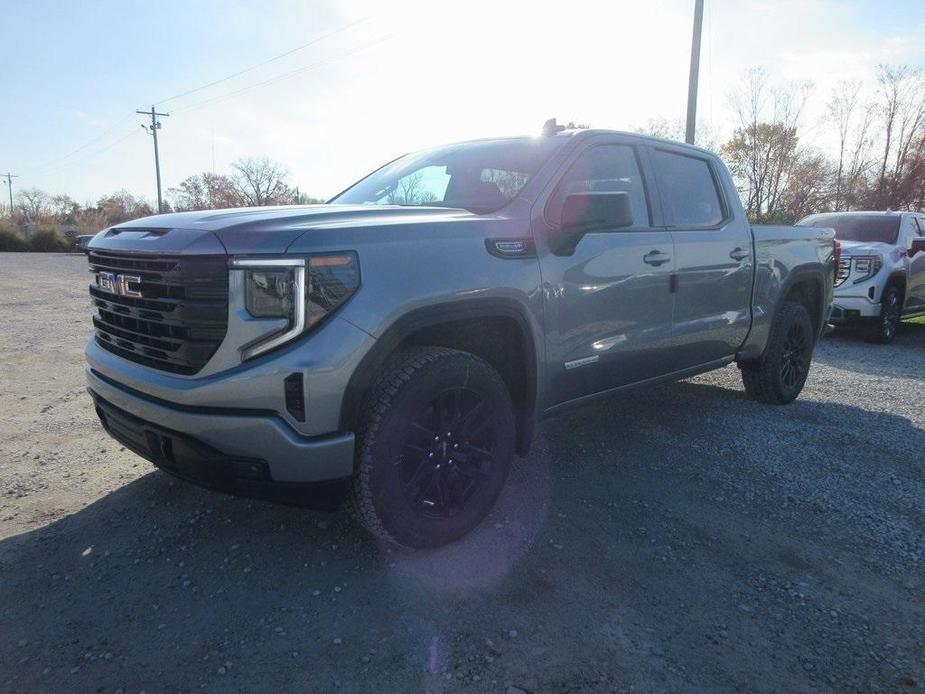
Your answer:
[833,240,849,286]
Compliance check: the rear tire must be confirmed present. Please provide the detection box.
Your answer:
[351,346,515,550]
[864,285,901,344]
[741,301,815,405]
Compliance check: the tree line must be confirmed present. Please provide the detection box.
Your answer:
[640,64,925,224]
[3,62,923,252]
[0,156,321,251]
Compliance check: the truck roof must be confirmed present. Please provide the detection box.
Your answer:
[445,128,719,159]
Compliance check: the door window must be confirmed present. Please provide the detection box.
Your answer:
[547,145,651,228]
[914,217,925,237]
[651,150,725,227]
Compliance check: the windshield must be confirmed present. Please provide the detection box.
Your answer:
[330,138,563,214]
[801,214,901,244]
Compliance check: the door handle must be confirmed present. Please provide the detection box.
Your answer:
[729,247,750,261]
[643,250,671,267]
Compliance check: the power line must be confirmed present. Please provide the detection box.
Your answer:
[25,112,137,173]
[151,18,369,107]
[173,35,391,115]
[137,107,170,213]
[16,23,388,201]
[37,129,140,179]
[22,19,369,175]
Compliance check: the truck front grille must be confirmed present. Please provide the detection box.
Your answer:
[88,250,229,375]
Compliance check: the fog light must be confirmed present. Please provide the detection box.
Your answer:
[232,459,269,480]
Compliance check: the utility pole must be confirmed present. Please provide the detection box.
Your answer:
[2,172,18,217]
[137,106,170,212]
[685,0,705,145]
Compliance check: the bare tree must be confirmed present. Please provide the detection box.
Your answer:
[95,190,154,226]
[291,189,325,205]
[874,65,925,208]
[841,101,877,210]
[827,81,862,209]
[781,150,833,221]
[387,172,436,205]
[635,117,720,152]
[231,157,294,206]
[50,194,79,223]
[75,208,109,235]
[16,188,51,222]
[723,69,814,221]
[170,172,241,211]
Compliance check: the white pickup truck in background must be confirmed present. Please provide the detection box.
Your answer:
[798,211,925,343]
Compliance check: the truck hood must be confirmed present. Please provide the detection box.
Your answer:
[837,239,893,257]
[89,204,486,255]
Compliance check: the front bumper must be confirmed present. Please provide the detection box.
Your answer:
[87,367,355,504]
[829,295,882,324]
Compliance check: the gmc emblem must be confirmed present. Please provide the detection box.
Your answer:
[96,271,143,298]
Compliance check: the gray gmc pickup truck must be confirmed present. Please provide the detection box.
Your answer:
[85,128,835,548]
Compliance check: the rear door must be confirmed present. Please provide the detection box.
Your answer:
[648,145,753,368]
[535,137,676,407]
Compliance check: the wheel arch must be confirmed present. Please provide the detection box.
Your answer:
[340,298,539,456]
[778,267,827,338]
[884,272,907,305]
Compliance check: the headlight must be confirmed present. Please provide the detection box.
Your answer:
[231,253,360,360]
[850,255,882,284]
[245,269,295,318]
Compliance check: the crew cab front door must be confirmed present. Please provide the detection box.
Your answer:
[535,138,676,408]
[907,216,925,314]
[647,145,753,368]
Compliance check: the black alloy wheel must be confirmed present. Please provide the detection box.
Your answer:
[740,301,814,405]
[780,321,810,390]
[399,386,498,519]
[352,346,515,549]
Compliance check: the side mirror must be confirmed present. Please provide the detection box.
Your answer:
[910,238,925,257]
[561,192,634,232]
[551,191,634,255]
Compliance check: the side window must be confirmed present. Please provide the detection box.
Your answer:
[548,145,651,228]
[651,149,725,227]
[914,217,925,237]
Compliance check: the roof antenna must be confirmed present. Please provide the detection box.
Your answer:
[541,118,565,136]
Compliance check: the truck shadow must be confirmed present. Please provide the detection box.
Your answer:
[1,375,923,691]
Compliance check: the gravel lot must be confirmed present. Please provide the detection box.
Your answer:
[1,252,923,693]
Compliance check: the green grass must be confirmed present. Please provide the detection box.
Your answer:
[906,315,925,325]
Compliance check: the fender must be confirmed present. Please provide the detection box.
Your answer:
[339,297,540,456]
[885,272,908,304]
[776,265,828,336]
[737,263,829,363]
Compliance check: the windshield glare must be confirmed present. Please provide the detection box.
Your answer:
[330,138,562,214]
[801,214,901,244]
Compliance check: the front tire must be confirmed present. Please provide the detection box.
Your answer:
[865,285,901,344]
[741,301,815,405]
[351,347,515,549]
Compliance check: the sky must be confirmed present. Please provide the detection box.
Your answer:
[2,0,924,206]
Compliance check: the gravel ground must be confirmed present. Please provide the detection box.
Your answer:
[0,252,923,694]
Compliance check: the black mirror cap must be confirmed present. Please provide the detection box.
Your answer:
[561,192,634,233]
